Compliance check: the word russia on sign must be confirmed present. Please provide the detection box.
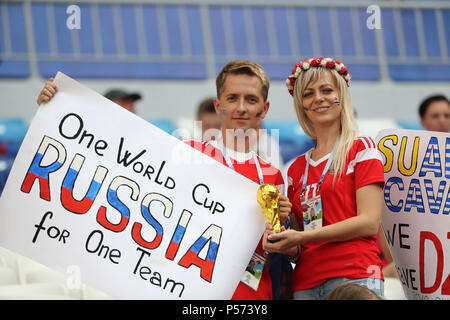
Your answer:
[0,72,266,299]
[376,129,450,300]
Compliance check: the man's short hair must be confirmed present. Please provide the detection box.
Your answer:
[216,60,270,101]
[418,94,449,118]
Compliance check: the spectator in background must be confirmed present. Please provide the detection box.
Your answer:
[196,97,222,141]
[418,94,450,133]
[104,89,142,114]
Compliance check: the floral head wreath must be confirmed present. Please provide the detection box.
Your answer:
[286,57,351,96]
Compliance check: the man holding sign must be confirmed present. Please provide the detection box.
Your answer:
[35,60,291,300]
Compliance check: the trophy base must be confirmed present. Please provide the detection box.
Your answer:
[269,239,280,243]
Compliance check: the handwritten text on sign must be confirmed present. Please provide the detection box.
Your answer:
[377,129,450,300]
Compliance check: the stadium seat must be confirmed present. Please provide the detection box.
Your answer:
[278,140,307,164]
[263,121,315,163]
[397,121,423,131]
[0,142,22,157]
[2,2,450,81]
[0,3,30,78]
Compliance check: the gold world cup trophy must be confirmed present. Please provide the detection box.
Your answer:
[257,184,281,235]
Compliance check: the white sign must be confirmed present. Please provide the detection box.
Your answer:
[376,129,450,300]
[0,72,266,299]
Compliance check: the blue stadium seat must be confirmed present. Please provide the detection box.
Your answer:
[277,140,304,164]
[381,8,399,57]
[165,6,184,56]
[0,156,15,196]
[357,8,377,58]
[383,8,450,81]
[186,6,204,56]
[397,121,423,131]
[336,8,356,57]
[443,10,450,57]
[0,142,21,158]
[401,9,420,58]
[120,5,139,56]
[316,8,335,57]
[251,7,270,56]
[31,3,208,79]
[0,118,27,158]
[293,8,312,57]
[0,3,30,78]
[209,6,227,56]
[422,10,441,57]
[53,4,74,55]
[37,61,207,79]
[0,118,28,143]
[272,7,292,57]
[2,2,450,81]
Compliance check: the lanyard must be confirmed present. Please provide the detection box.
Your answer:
[301,149,334,198]
[218,139,265,186]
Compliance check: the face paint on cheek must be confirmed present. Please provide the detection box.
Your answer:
[221,109,226,116]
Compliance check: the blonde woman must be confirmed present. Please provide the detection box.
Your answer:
[263,57,385,300]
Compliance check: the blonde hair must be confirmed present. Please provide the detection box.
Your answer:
[216,60,270,101]
[292,67,359,178]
